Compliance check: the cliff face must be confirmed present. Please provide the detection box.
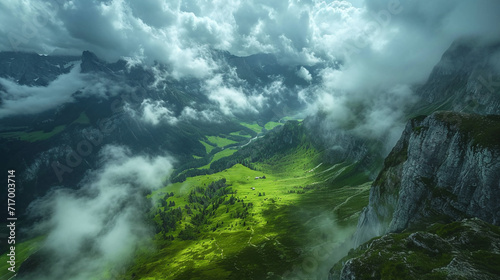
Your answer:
[354,111,500,246]
[415,39,500,115]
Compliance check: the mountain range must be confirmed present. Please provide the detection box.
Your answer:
[0,37,499,279]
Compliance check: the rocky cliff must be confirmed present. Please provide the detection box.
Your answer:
[354,111,500,246]
[330,111,500,279]
[414,39,500,115]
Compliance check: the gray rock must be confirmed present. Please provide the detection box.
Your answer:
[354,112,500,247]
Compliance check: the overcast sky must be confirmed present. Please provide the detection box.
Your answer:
[1,0,499,139]
[1,0,499,74]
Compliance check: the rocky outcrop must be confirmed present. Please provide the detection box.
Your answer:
[331,218,500,280]
[354,111,500,247]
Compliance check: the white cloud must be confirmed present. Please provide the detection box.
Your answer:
[26,145,174,280]
[179,106,222,123]
[125,98,178,125]
[204,73,264,116]
[0,63,135,119]
[0,63,81,118]
[297,66,312,82]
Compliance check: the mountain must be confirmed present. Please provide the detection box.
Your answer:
[353,111,500,245]
[2,37,500,280]
[0,52,78,87]
[329,111,500,279]
[413,39,500,115]
[0,50,308,225]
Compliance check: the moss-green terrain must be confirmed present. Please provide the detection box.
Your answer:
[330,219,500,280]
[434,111,500,148]
[198,149,238,169]
[206,136,238,148]
[122,128,372,279]
[264,121,283,131]
[0,236,45,280]
[239,122,263,134]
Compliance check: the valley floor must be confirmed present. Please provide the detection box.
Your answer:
[122,144,371,279]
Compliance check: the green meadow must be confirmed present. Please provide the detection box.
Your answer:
[123,140,371,279]
[239,122,263,134]
[206,136,237,147]
[0,236,45,280]
[264,121,283,131]
[198,149,238,169]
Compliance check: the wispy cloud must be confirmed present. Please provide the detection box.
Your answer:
[22,145,174,280]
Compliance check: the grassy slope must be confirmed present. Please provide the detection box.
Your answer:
[240,122,262,134]
[198,149,238,169]
[6,119,371,280]
[264,122,283,131]
[229,131,252,138]
[206,136,237,147]
[0,111,90,142]
[123,141,371,279]
[200,141,215,154]
[0,236,44,280]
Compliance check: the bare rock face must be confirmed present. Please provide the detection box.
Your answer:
[354,111,500,247]
[415,39,500,115]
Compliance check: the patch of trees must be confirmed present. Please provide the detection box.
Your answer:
[178,224,197,240]
[157,206,182,233]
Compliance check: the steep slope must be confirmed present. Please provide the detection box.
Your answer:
[329,111,500,279]
[414,39,500,115]
[354,111,500,246]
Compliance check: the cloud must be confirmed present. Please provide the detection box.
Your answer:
[124,98,223,126]
[0,63,135,119]
[23,145,174,280]
[297,66,312,82]
[0,63,84,119]
[204,72,265,116]
[128,99,179,125]
[179,106,222,123]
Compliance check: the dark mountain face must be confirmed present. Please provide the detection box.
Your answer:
[0,52,79,87]
[352,112,500,247]
[414,39,500,115]
[328,39,500,279]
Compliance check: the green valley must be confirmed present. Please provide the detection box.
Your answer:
[122,121,373,279]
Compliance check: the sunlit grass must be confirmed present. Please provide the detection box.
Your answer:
[229,131,252,138]
[206,136,237,148]
[239,122,262,134]
[0,236,45,280]
[198,149,237,169]
[130,142,372,279]
[264,121,283,131]
[200,141,215,154]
